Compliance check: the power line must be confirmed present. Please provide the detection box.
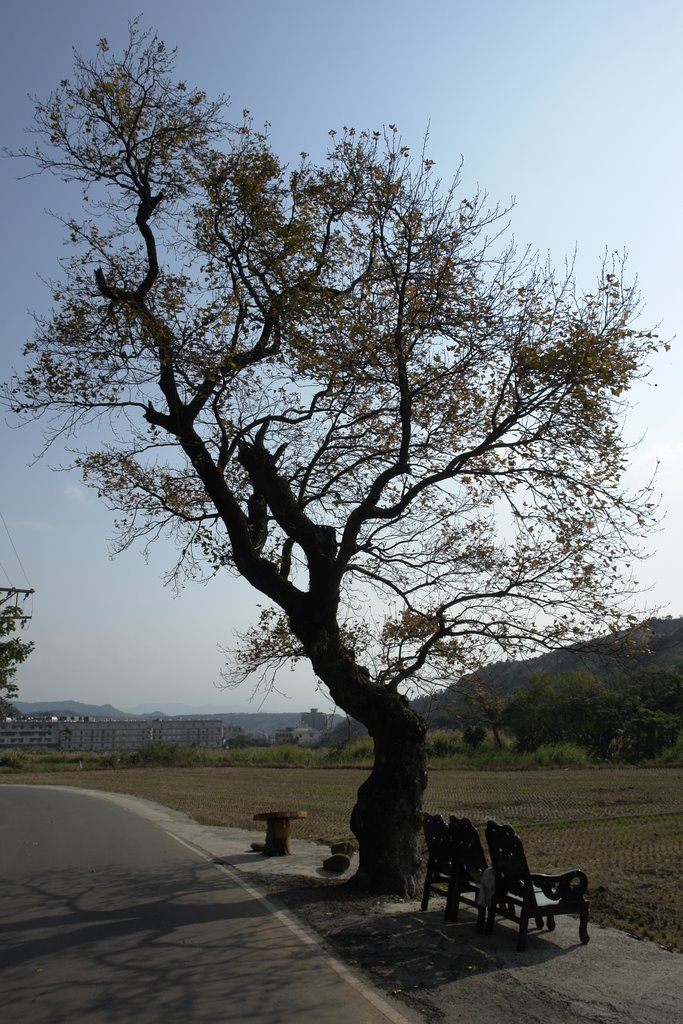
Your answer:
[0,556,12,586]
[0,508,31,589]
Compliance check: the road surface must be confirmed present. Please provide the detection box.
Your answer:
[0,785,413,1023]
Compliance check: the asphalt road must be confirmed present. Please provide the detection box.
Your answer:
[0,786,413,1024]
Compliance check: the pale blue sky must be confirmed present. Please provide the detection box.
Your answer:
[1,1,681,712]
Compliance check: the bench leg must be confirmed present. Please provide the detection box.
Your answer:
[517,912,529,951]
[445,872,458,921]
[579,907,590,945]
[420,869,432,911]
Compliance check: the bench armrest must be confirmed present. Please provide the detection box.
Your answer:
[530,869,588,901]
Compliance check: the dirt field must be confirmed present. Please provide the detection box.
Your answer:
[3,765,681,951]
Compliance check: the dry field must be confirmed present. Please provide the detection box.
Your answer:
[3,765,681,952]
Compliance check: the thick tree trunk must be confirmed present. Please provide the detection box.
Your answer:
[291,611,428,895]
[349,703,428,895]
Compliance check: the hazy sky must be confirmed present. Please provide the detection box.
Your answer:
[1,0,681,713]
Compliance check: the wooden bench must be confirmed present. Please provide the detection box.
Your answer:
[421,813,488,931]
[484,819,590,951]
[253,810,307,856]
[421,813,452,911]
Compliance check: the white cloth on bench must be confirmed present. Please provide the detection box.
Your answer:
[476,866,496,908]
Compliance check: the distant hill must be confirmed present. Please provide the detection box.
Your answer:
[13,700,137,719]
[414,616,683,724]
[471,616,683,695]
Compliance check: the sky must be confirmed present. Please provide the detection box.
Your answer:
[1,0,681,714]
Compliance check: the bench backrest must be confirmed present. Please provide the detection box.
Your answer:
[449,816,487,880]
[423,812,451,874]
[485,820,533,900]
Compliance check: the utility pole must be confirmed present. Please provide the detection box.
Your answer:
[0,588,34,622]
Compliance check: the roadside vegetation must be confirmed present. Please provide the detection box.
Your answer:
[1,722,681,774]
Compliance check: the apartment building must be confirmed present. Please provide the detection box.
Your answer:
[0,717,223,752]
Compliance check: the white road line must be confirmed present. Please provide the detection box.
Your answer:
[166,829,414,1024]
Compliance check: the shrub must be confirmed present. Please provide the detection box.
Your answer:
[427,730,465,759]
[654,731,683,766]
[136,742,207,767]
[463,724,487,749]
[530,742,591,768]
[324,737,374,766]
[0,749,28,770]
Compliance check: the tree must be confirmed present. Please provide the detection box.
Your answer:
[502,674,559,752]
[461,674,505,748]
[0,604,34,711]
[4,24,661,893]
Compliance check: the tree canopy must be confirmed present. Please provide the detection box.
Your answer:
[4,23,661,892]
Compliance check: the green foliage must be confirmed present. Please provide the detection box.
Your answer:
[0,749,29,770]
[620,708,680,761]
[136,742,208,766]
[325,737,374,765]
[529,742,591,767]
[427,729,465,758]
[463,724,487,749]
[502,667,683,762]
[0,604,34,704]
[227,732,270,748]
[503,674,560,752]
[655,731,683,766]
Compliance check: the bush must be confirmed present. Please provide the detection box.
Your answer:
[654,731,683,767]
[136,742,207,767]
[0,749,28,770]
[427,730,465,759]
[620,709,681,762]
[324,737,374,766]
[222,743,316,766]
[530,742,591,768]
[463,725,487,749]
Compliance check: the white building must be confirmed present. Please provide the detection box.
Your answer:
[0,717,223,752]
[0,718,59,748]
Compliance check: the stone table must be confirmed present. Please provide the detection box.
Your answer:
[253,810,308,855]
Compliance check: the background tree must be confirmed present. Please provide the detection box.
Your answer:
[5,24,661,893]
[502,668,682,759]
[0,604,34,712]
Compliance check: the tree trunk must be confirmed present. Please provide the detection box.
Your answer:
[292,611,428,896]
[349,704,428,895]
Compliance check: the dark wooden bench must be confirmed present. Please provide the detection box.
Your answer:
[421,813,451,911]
[422,813,488,931]
[484,819,590,951]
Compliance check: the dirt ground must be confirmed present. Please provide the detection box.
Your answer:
[261,874,682,1024]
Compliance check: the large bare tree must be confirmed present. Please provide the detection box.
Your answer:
[6,25,660,892]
